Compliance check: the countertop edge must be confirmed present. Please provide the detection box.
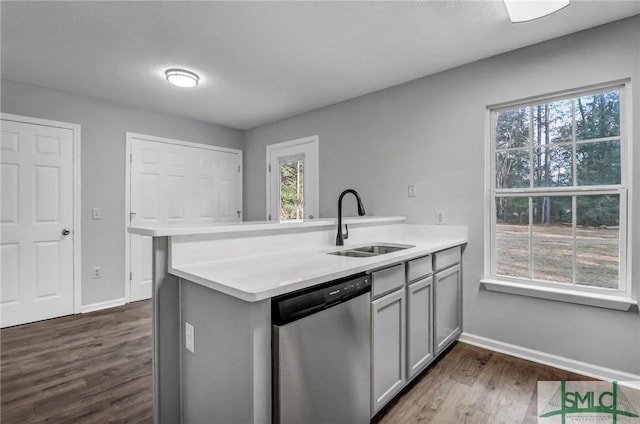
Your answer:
[170,238,468,302]
[129,216,406,237]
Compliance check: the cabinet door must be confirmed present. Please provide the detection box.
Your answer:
[434,264,461,356]
[407,277,433,380]
[371,288,406,416]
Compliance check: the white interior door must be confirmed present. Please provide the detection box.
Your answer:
[267,136,318,222]
[1,119,76,327]
[213,150,242,222]
[127,134,242,302]
[192,149,242,224]
[129,139,182,303]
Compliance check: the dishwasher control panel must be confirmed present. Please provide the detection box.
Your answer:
[272,274,370,326]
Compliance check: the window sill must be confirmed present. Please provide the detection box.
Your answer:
[481,279,637,311]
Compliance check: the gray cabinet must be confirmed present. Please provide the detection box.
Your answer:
[434,246,462,356]
[370,247,462,417]
[406,276,433,380]
[371,286,405,416]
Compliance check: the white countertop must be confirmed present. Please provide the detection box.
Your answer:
[169,223,467,302]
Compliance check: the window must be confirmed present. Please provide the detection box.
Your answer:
[487,84,630,299]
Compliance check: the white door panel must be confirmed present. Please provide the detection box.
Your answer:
[130,234,153,302]
[128,136,242,301]
[1,164,19,223]
[130,139,162,302]
[215,150,240,222]
[166,146,188,223]
[196,176,215,222]
[194,150,216,224]
[1,243,20,304]
[1,120,75,327]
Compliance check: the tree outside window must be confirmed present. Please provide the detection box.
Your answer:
[279,158,304,221]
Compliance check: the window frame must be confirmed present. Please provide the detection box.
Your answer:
[483,81,633,305]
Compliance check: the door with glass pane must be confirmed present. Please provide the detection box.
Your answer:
[267,136,318,222]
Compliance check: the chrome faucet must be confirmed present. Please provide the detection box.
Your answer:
[336,189,366,246]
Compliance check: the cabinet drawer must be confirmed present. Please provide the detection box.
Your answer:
[407,255,432,282]
[371,264,405,299]
[434,247,461,272]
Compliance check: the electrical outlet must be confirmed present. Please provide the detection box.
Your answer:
[436,210,446,225]
[92,208,101,220]
[408,184,417,198]
[185,322,195,353]
[92,266,101,279]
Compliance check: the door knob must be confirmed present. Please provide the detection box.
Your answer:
[62,228,70,236]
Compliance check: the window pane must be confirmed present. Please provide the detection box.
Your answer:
[576,242,619,289]
[532,196,572,238]
[575,91,620,141]
[495,108,530,149]
[496,149,530,188]
[532,100,572,145]
[496,197,529,237]
[496,238,529,279]
[532,240,573,284]
[576,140,621,186]
[575,195,620,289]
[279,158,304,221]
[576,194,619,228]
[533,145,572,187]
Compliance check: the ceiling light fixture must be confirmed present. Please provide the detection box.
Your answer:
[165,68,200,88]
[504,0,570,23]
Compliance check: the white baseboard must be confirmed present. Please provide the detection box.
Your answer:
[79,297,127,314]
[459,332,640,389]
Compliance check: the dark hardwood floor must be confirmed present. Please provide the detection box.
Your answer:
[374,343,593,424]
[1,300,592,423]
[1,300,153,424]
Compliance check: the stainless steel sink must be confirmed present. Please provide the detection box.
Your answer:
[328,243,415,258]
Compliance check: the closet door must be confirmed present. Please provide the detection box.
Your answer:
[128,135,242,301]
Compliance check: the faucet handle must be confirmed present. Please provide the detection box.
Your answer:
[343,224,349,240]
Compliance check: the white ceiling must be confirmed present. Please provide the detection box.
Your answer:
[2,1,639,130]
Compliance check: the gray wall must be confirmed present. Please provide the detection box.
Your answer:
[244,17,640,374]
[1,80,244,306]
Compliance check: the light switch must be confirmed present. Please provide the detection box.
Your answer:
[408,184,417,198]
[92,208,101,220]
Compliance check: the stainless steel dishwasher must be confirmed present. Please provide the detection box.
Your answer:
[272,274,371,424]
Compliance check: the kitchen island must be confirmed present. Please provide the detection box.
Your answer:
[129,217,467,424]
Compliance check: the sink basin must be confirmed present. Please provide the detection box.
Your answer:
[328,243,415,258]
[329,250,377,258]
